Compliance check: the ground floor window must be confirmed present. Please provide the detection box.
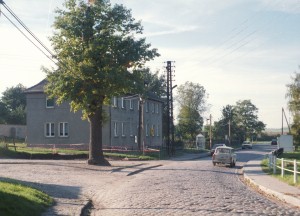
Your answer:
[45,123,55,137]
[59,122,69,137]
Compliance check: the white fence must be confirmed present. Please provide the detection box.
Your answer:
[268,154,300,183]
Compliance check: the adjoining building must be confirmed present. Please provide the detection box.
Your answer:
[25,80,163,150]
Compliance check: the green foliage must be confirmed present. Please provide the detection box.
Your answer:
[0,84,26,125]
[286,71,300,149]
[0,180,53,216]
[45,0,159,116]
[43,0,159,164]
[176,82,208,141]
[213,100,265,144]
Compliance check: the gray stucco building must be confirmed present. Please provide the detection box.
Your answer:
[25,80,163,149]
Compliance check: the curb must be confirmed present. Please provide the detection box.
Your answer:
[243,163,300,208]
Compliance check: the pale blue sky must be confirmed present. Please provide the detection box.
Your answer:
[1,0,300,128]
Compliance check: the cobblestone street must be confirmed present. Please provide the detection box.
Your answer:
[92,157,300,216]
[0,145,299,215]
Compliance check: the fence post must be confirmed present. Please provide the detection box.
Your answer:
[281,158,284,177]
[273,155,276,174]
[294,160,298,184]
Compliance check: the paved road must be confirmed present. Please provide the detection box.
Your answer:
[91,144,300,215]
[0,144,299,215]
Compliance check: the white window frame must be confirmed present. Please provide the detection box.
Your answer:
[113,97,118,107]
[121,122,125,137]
[121,97,125,109]
[45,122,55,137]
[146,101,149,113]
[146,124,149,136]
[114,122,118,137]
[129,99,133,110]
[46,98,54,108]
[59,122,69,137]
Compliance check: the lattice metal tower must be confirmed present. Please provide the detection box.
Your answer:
[165,61,175,156]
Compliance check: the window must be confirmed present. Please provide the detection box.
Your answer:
[151,125,155,136]
[129,99,133,110]
[146,124,149,136]
[152,103,155,113]
[145,101,149,113]
[59,122,69,137]
[156,125,159,136]
[112,97,118,107]
[114,122,118,137]
[156,104,159,114]
[46,98,54,108]
[45,123,55,137]
[121,97,125,109]
[121,122,125,137]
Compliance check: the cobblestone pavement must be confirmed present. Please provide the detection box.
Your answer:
[92,157,300,216]
[0,145,299,215]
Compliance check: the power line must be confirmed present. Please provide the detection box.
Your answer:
[0,10,57,65]
[0,1,58,66]
[1,1,55,58]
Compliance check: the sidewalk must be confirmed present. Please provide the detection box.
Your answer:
[243,156,300,208]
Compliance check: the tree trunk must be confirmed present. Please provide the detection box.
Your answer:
[87,101,110,166]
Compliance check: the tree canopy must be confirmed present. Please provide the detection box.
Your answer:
[213,100,265,145]
[44,0,159,165]
[0,84,26,125]
[286,71,300,148]
[176,81,208,141]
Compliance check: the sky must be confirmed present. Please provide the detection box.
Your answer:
[0,0,300,129]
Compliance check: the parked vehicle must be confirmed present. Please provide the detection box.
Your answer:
[212,146,236,167]
[271,139,277,145]
[242,141,252,149]
[210,143,226,156]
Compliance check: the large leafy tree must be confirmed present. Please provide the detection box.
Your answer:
[1,84,26,125]
[213,100,265,145]
[234,100,265,140]
[176,81,208,141]
[44,0,159,165]
[286,71,300,149]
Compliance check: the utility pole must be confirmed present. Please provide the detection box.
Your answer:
[209,114,212,149]
[165,61,175,156]
[228,120,231,146]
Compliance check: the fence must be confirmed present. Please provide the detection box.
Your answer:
[268,154,300,183]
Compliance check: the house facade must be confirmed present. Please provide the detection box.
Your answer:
[25,80,163,149]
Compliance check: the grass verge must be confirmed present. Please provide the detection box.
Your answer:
[0,180,53,216]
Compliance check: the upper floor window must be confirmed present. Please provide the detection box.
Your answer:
[152,103,155,113]
[59,122,69,137]
[121,97,125,109]
[45,122,55,137]
[145,101,149,113]
[46,98,54,108]
[129,99,133,110]
[112,97,118,107]
[156,104,159,114]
